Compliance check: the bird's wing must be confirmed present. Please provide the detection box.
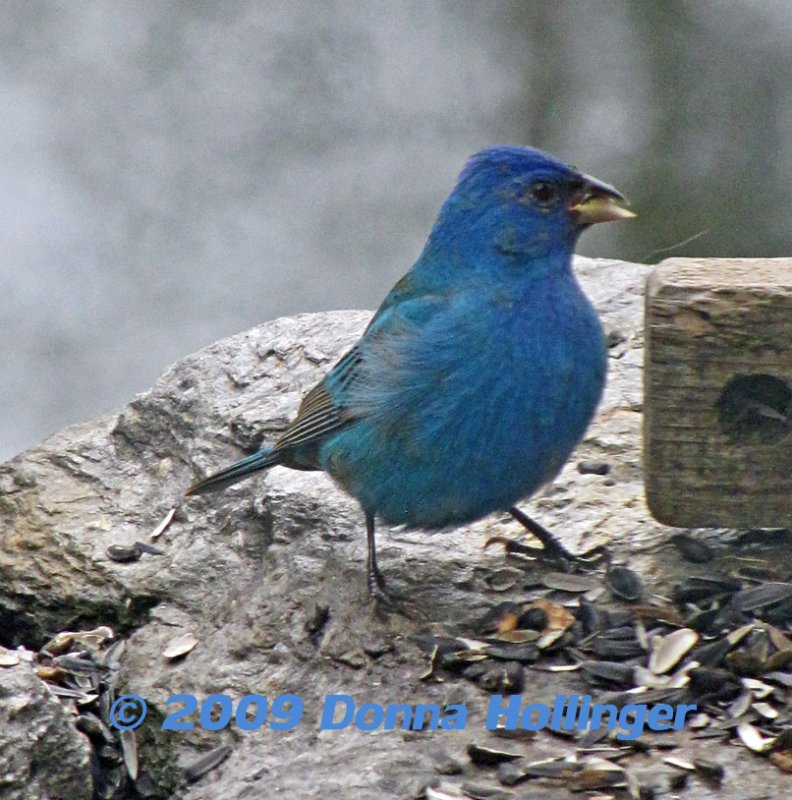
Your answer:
[272,345,363,458]
[272,290,447,467]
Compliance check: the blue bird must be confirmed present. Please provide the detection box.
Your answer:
[187,146,634,596]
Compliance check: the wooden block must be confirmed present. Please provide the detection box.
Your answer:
[644,258,792,528]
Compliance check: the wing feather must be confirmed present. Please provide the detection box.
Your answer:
[272,346,362,456]
[272,290,446,465]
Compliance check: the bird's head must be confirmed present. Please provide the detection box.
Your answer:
[427,145,634,272]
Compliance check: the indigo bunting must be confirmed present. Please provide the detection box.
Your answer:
[188,146,634,595]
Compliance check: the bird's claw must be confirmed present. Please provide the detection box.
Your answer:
[503,507,610,572]
[368,581,419,620]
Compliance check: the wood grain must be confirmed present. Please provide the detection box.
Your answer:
[644,258,792,528]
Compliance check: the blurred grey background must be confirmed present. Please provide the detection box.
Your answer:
[2,0,791,461]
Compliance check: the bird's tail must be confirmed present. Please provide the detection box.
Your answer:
[186,447,280,496]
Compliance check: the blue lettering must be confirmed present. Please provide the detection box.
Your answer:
[647,703,674,731]
[355,703,383,731]
[485,694,522,729]
[411,704,441,730]
[616,704,647,740]
[589,703,618,730]
[672,704,697,730]
[439,703,467,730]
[562,694,579,730]
[521,703,550,731]
[320,694,354,730]
[383,704,413,730]
[578,695,592,729]
[549,693,565,730]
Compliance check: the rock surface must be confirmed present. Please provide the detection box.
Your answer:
[1,258,788,799]
[0,654,93,800]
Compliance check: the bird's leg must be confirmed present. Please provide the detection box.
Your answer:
[508,507,607,566]
[365,512,390,595]
[366,512,406,606]
[509,507,571,558]
[364,513,421,619]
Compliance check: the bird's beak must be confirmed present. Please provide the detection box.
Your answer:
[569,174,636,224]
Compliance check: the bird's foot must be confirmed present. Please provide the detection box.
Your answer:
[367,567,420,619]
[505,507,609,571]
[368,582,419,620]
[365,512,418,617]
[368,565,394,601]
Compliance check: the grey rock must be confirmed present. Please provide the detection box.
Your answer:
[0,657,93,800]
[1,258,786,799]
[577,460,611,476]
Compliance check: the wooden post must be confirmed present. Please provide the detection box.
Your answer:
[644,258,792,528]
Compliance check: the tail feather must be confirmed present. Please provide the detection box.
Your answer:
[186,448,280,496]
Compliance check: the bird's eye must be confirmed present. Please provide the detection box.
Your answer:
[529,180,557,207]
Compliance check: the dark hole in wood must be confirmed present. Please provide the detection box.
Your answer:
[715,373,792,441]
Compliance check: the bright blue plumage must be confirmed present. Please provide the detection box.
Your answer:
[187,145,634,593]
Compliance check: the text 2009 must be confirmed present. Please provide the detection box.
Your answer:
[162,693,302,731]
